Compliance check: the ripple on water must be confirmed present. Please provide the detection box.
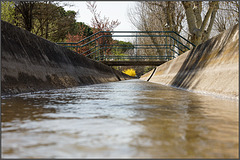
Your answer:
[1,79,238,158]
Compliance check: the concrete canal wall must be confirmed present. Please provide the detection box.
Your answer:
[141,24,239,98]
[1,21,131,95]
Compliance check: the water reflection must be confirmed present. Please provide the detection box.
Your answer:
[1,79,238,158]
[133,87,238,158]
[1,97,56,122]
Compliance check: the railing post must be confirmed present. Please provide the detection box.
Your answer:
[100,32,103,61]
[94,34,96,60]
[165,33,168,58]
[171,32,174,59]
[135,32,138,61]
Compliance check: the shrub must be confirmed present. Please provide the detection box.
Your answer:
[122,68,136,77]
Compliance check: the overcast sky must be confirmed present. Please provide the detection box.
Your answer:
[60,1,137,31]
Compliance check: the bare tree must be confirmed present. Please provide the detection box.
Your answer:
[128,2,184,33]
[128,0,238,57]
[128,1,185,56]
[128,1,230,46]
[86,1,120,32]
[86,1,121,58]
[214,1,239,33]
[182,1,219,45]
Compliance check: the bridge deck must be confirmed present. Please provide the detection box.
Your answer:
[100,60,167,66]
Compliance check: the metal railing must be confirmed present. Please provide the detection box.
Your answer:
[57,31,195,62]
[95,55,175,61]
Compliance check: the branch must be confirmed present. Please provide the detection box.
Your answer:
[147,1,164,8]
[34,4,62,35]
[193,1,202,28]
[182,1,197,34]
[205,2,219,39]
[200,1,218,33]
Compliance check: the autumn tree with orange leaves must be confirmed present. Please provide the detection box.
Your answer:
[65,23,92,54]
[66,1,120,57]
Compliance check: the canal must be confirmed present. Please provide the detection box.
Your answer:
[1,79,238,158]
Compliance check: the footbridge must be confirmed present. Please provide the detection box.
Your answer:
[57,31,195,66]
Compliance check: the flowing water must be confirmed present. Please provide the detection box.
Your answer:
[1,79,239,158]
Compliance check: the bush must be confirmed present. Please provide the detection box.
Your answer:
[122,68,136,77]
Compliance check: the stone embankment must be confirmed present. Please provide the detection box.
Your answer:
[141,24,239,98]
[1,21,132,95]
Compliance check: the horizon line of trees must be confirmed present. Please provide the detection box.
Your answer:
[1,1,134,57]
[1,1,101,42]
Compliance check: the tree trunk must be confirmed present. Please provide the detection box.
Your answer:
[182,1,219,46]
[15,2,35,32]
[45,1,49,39]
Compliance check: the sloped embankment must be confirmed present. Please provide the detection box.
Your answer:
[141,24,239,98]
[1,21,131,95]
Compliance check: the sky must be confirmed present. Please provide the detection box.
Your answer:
[60,1,137,31]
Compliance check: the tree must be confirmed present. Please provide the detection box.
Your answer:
[214,1,239,33]
[128,1,186,56]
[32,2,77,42]
[181,1,219,45]
[111,40,134,57]
[1,1,77,42]
[128,1,239,47]
[14,1,36,31]
[86,1,121,57]
[66,1,121,56]
[65,22,93,55]
[69,22,93,37]
[86,1,120,32]
[1,1,15,24]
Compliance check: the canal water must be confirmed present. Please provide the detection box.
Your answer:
[1,79,238,158]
